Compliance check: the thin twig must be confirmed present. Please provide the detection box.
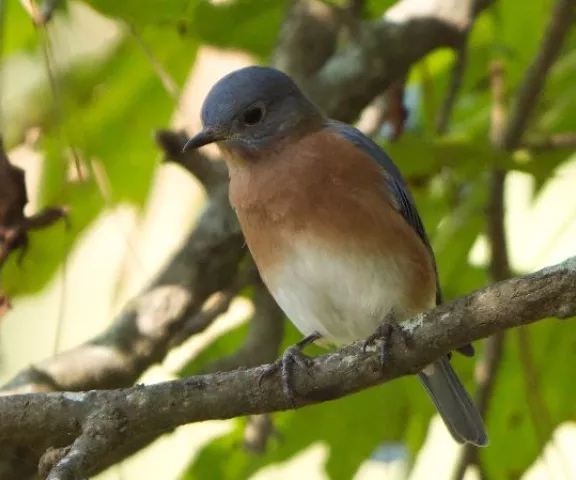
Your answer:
[523,133,576,152]
[36,25,78,358]
[18,0,60,25]
[453,61,510,480]
[499,0,575,150]
[18,0,43,24]
[129,25,180,102]
[39,0,60,24]
[436,44,468,135]
[436,0,487,136]
[243,414,280,454]
[489,61,507,147]
[155,129,228,193]
[38,26,84,181]
[385,77,408,141]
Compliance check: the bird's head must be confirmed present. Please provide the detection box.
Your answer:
[183,66,324,158]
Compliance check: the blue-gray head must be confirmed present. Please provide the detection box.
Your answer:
[183,66,324,154]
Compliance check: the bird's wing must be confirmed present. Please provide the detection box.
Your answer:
[326,120,474,357]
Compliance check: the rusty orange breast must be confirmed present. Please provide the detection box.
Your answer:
[224,129,437,315]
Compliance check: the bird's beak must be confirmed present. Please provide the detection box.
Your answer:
[182,126,225,151]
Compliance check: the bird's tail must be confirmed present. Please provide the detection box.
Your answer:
[418,356,488,446]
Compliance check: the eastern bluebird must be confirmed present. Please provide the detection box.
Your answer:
[184,66,488,447]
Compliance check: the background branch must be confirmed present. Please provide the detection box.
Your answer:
[199,278,285,374]
[523,133,576,152]
[278,0,492,121]
[155,129,227,193]
[454,60,509,480]
[0,132,244,397]
[273,0,341,84]
[435,0,485,135]
[453,0,574,473]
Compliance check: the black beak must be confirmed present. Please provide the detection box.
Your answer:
[182,127,225,151]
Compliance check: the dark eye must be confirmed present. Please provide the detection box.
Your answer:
[241,105,265,126]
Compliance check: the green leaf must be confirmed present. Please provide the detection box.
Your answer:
[84,0,194,26]
[3,0,37,55]
[493,0,556,86]
[189,0,284,58]
[2,28,198,296]
[479,319,576,479]
[83,0,283,58]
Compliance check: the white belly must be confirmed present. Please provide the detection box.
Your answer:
[266,238,431,346]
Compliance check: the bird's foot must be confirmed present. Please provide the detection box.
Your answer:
[259,332,321,408]
[362,312,410,368]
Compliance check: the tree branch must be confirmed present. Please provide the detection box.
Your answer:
[273,0,341,85]
[435,43,468,136]
[0,127,246,401]
[303,0,492,121]
[198,278,285,374]
[435,0,487,135]
[1,184,244,395]
[1,256,575,479]
[0,139,67,267]
[273,0,493,122]
[155,129,227,193]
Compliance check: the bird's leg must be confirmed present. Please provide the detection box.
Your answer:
[260,332,321,408]
[362,311,410,367]
[280,332,321,404]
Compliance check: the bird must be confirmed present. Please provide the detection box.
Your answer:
[183,65,488,447]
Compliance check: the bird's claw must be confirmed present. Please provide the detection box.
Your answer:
[279,344,314,407]
[362,316,410,368]
[362,323,394,367]
[258,333,320,408]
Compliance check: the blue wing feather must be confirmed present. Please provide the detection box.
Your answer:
[325,120,476,358]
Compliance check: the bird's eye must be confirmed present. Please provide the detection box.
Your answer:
[241,105,265,126]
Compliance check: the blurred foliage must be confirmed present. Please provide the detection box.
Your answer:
[1,0,576,479]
